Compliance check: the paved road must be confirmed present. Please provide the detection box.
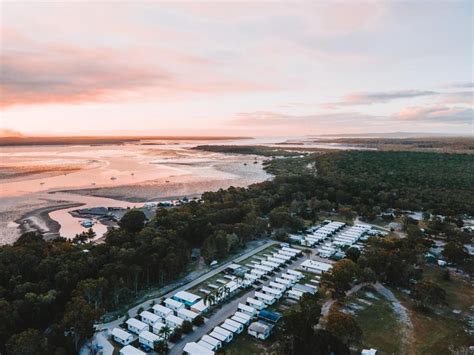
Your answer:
[169,252,311,355]
[87,239,278,353]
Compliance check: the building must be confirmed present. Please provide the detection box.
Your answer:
[224,319,244,333]
[300,260,333,274]
[111,328,133,346]
[119,345,146,355]
[183,342,215,355]
[246,297,265,310]
[139,330,161,349]
[164,298,184,312]
[152,304,173,319]
[140,310,160,326]
[200,335,222,350]
[191,299,209,314]
[248,321,273,340]
[238,303,257,316]
[213,326,233,342]
[177,308,199,322]
[165,314,184,328]
[173,291,202,307]
[258,309,282,323]
[362,349,377,355]
[126,318,148,335]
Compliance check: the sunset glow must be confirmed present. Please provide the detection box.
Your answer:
[1,1,472,136]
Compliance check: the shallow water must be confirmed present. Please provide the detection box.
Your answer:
[0,139,271,240]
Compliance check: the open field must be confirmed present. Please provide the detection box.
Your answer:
[340,287,403,354]
[396,265,474,355]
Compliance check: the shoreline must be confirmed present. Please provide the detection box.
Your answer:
[16,202,84,241]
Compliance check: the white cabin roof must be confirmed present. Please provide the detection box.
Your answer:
[111,328,132,341]
[120,345,146,355]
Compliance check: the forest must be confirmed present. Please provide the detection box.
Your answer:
[0,150,472,354]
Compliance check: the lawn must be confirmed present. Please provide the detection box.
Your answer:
[338,287,403,354]
[395,265,473,354]
[223,331,279,355]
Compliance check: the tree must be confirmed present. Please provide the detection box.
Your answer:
[6,329,49,355]
[411,280,447,311]
[169,327,182,342]
[345,247,361,262]
[442,242,468,264]
[192,315,204,326]
[154,339,169,354]
[158,325,172,342]
[119,209,147,233]
[322,259,360,298]
[326,310,362,346]
[62,296,101,351]
[181,320,193,334]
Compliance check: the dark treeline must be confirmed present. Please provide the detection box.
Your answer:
[0,150,472,354]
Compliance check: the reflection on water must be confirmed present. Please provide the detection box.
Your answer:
[0,136,365,241]
[48,192,144,240]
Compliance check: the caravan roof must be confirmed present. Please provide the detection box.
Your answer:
[183,342,215,355]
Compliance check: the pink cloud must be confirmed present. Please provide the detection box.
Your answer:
[393,106,472,124]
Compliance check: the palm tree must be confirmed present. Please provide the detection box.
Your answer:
[204,292,216,306]
[159,325,172,342]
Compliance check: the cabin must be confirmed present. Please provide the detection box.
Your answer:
[248,321,273,340]
[233,311,252,325]
[300,260,333,274]
[138,330,161,350]
[224,319,244,333]
[191,300,209,314]
[294,283,317,295]
[258,309,282,323]
[177,308,199,322]
[173,291,201,307]
[140,310,160,326]
[111,328,133,346]
[286,269,303,280]
[231,316,249,326]
[269,281,287,291]
[238,303,257,316]
[281,273,298,283]
[208,330,228,343]
[262,286,283,299]
[200,335,222,350]
[119,345,146,355]
[165,314,184,329]
[274,277,292,287]
[164,298,184,312]
[183,342,215,355]
[287,289,304,300]
[221,321,240,334]
[254,291,276,305]
[152,304,173,319]
[213,326,234,343]
[246,297,265,310]
[126,318,148,335]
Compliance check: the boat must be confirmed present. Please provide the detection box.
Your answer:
[80,220,94,228]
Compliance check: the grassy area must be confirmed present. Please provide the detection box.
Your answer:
[224,329,279,355]
[395,265,473,354]
[338,287,403,355]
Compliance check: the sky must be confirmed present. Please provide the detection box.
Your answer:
[0,1,473,137]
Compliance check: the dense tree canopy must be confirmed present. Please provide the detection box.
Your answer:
[0,149,471,353]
